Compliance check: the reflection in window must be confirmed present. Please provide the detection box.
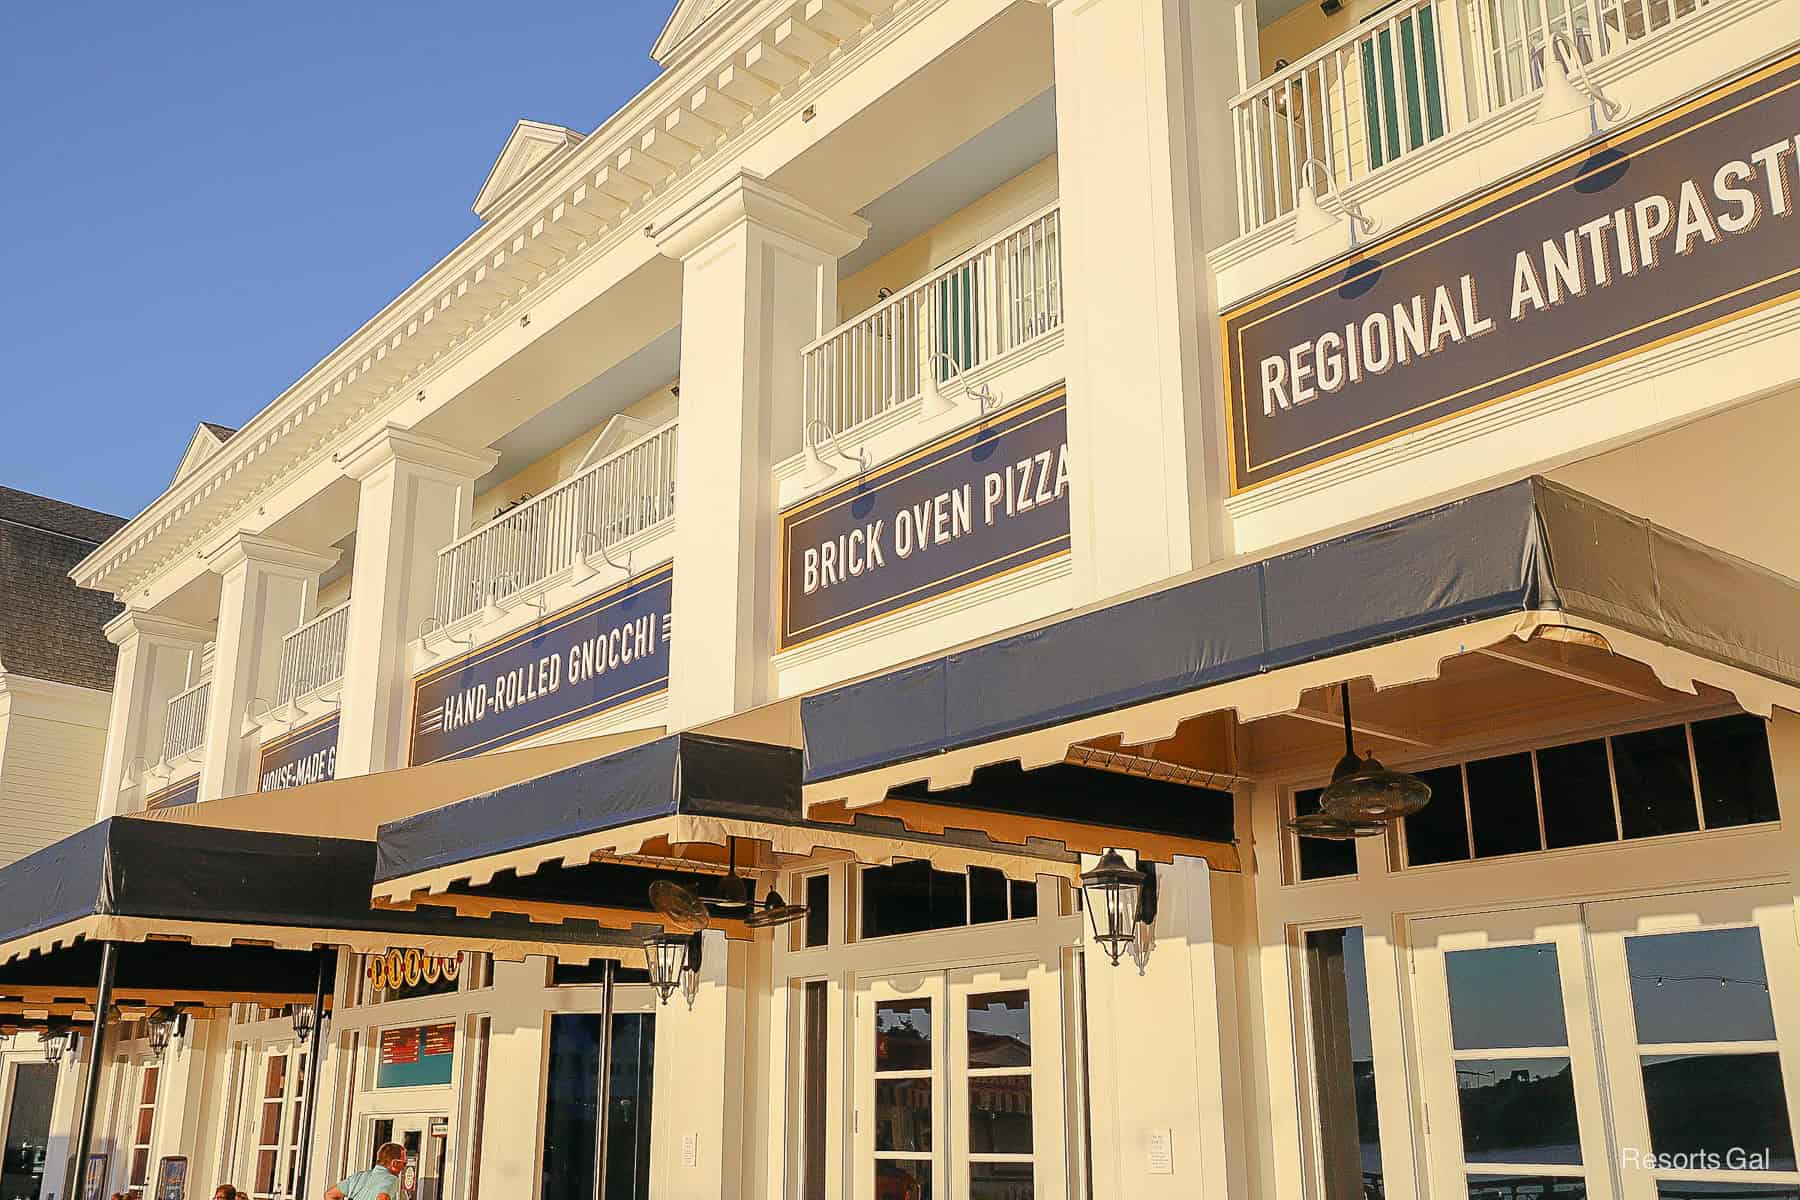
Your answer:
[967,992,1031,1068]
[875,1159,931,1200]
[1642,1053,1795,1172]
[1303,928,1382,1200]
[1626,928,1776,1044]
[1446,945,1569,1051]
[968,1076,1033,1154]
[1303,928,1384,1200]
[970,1161,1032,1199]
[1655,1184,1800,1198]
[860,863,1036,939]
[875,1079,933,1152]
[1467,1175,1588,1198]
[1456,1058,1582,1165]
[876,1001,933,1071]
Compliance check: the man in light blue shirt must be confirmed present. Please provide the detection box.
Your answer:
[325,1142,407,1200]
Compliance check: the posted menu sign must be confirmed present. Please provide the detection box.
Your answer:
[779,389,1070,650]
[258,714,339,792]
[1222,49,1800,492]
[409,563,672,765]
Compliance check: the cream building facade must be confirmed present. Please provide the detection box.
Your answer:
[5,1,1800,1199]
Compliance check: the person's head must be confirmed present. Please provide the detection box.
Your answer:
[375,1142,408,1172]
[212,1187,238,1200]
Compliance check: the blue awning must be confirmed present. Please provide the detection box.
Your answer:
[801,477,1800,790]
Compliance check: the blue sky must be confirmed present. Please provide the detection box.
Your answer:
[0,2,670,518]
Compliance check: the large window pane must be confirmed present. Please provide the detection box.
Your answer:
[967,992,1031,1069]
[1406,766,1471,865]
[1456,1057,1583,1165]
[1538,739,1616,849]
[1642,1052,1795,1171]
[970,1161,1032,1199]
[875,1000,933,1071]
[1468,1176,1588,1198]
[1446,945,1569,1051]
[1626,927,1776,1044]
[968,1076,1033,1154]
[605,1013,656,1200]
[1691,714,1780,829]
[1613,726,1699,839]
[804,874,831,948]
[1295,787,1357,880]
[969,868,1009,925]
[1468,753,1542,858]
[1304,928,1384,1200]
[875,1079,933,1152]
[541,1015,600,1200]
[1654,1184,1800,1198]
[861,862,967,939]
[875,1160,931,1200]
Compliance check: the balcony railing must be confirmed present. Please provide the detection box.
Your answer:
[162,680,210,762]
[434,419,679,627]
[1231,0,1717,234]
[803,205,1063,439]
[275,601,350,707]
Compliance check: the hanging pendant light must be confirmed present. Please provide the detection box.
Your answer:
[1284,811,1388,840]
[1079,850,1147,968]
[1315,683,1432,823]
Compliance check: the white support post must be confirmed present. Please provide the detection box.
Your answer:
[95,609,213,817]
[1037,0,1245,602]
[200,534,338,802]
[334,426,497,778]
[654,170,867,729]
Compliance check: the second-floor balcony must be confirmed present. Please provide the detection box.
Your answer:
[162,679,209,763]
[803,205,1063,442]
[274,600,350,707]
[1231,0,1721,236]
[433,419,679,628]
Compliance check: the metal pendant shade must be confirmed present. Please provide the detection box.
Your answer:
[1316,683,1431,821]
[744,887,808,929]
[1286,810,1388,840]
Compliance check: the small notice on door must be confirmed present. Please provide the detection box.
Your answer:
[680,1133,699,1167]
[1147,1129,1173,1174]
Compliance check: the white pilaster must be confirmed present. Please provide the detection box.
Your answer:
[1040,0,1242,601]
[1083,856,1236,1200]
[96,609,213,818]
[655,170,867,729]
[334,426,497,777]
[200,534,338,802]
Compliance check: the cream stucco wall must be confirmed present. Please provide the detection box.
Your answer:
[836,155,1059,322]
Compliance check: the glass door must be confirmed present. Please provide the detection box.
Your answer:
[1412,905,1619,1200]
[1585,885,1800,1200]
[855,963,1064,1200]
[0,1062,57,1199]
[367,1114,448,1200]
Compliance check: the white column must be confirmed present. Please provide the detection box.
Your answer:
[1084,856,1239,1200]
[654,170,867,729]
[1040,0,1244,602]
[200,534,338,801]
[96,609,212,818]
[335,426,497,777]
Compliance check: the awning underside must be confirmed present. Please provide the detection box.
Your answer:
[0,819,646,972]
[801,478,1800,806]
[372,732,1244,918]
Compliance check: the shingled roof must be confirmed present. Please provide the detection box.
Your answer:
[0,487,127,692]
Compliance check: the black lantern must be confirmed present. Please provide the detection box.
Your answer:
[147,1007,181,1060]
[291,1003,318,1045]
[645,932,702,1006]
[43,1025,77,1066]
[1316,683,1431,823]
[1080,850,1148,968]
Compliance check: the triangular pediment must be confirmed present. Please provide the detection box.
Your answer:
[473,120,586,222]
[171,423,236,488]
[651,0,737,66]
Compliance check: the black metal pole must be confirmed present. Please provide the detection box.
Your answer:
[70,941,117,1200]
[590,959,616,1200]
[292,948,335,1200]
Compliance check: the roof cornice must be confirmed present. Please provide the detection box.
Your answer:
[74,0,919,604]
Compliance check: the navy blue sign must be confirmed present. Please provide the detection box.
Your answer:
[1223,49,1800,491]
[779,389,1070,650]
[410,563,673,765]
[144,775,198,811]
[258,714,340,793]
